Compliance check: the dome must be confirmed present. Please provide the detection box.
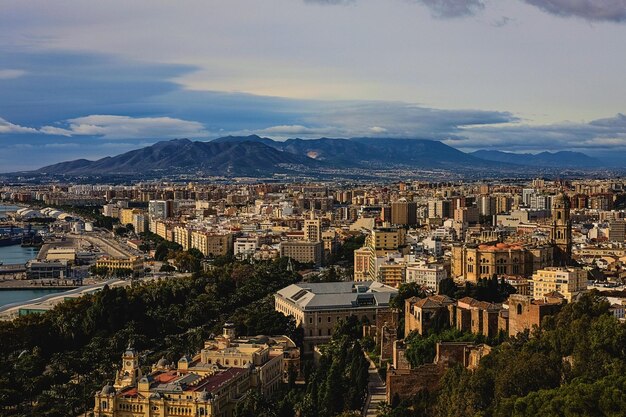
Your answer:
[101,384,116,395]
[157,357,168,367]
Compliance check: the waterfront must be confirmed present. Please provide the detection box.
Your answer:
[0,244,39,265]
[0,204,19,217]
[0,204,41,265]
[0,288,66,308]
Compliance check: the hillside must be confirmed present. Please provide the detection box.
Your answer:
[36,138,318,176]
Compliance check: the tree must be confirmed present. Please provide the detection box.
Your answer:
[437,278,457,297]
[114,226,128,236]
[159,263,175,273]
[391,282,427,310]
[154,242,170,261]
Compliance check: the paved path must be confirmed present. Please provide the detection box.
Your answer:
[363,354,386,417]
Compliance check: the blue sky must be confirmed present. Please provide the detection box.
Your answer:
[1,0,626,171]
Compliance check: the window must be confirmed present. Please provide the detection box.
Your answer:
[517,304,523,315]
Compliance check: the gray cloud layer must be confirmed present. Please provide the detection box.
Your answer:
[523,0,626,22]
[306,0,626,21]
[409,0,485,18]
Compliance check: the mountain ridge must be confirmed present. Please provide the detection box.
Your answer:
[471,149,600,168]
[29,136,600,177]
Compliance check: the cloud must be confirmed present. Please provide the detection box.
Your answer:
[0,69,26,79]
[253,124,339,137]
[0,117,38,134]
[522,0,626,22]
[300,101,517,139]
[40,115,208,139]
[492,16,514,27]
[410,0,485,18]
[307,0,485,17]
[447,113,626,152]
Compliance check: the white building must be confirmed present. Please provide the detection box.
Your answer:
[406,262,447,292]
[234,236,260,259]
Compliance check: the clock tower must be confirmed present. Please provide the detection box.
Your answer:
[114,342,142,389]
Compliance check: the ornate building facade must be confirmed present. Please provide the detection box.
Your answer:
[94,324,299,417]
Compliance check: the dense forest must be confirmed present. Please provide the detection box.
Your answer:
[380,291,626,417]
[0,258,304,416]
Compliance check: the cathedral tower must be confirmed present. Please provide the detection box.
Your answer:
[551,192,572,265]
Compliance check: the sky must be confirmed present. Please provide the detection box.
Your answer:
[1,0,626,171]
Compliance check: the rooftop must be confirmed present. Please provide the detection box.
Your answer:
[276,281,397,310]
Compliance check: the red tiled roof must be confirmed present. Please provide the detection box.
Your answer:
[119,387,138,397]
[191,367,248,393]
[154,371,178,384]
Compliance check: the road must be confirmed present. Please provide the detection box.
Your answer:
[363,354,386,417]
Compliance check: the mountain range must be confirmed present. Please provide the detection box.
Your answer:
[31,136,601,177]
[471,150,600,168]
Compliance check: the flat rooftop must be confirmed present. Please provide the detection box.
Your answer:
[276,281,397,311]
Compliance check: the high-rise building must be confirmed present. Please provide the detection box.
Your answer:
[477,195,496,216]
[391,199,417,225]
[427,199,451,219]
[148,200,174,220]
[303,213,321,242]
[608,220,626,242]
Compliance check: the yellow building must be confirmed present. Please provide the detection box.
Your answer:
[191,231,233,257]
[303,216,322,242]
[153,220,175,241]
[280,240,323,267]
[94,325,298,417]
[530,267,588,302]
[95,256,144,274]
[451,242,554,283]
[119,208,142,227]
[174,226,192,251]
[366,228,405,280]
[378,262,405,288]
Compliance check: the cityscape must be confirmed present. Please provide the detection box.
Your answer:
[2,1,626,417]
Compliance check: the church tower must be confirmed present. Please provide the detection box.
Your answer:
[114,343,142,389]
[551,192,572,265]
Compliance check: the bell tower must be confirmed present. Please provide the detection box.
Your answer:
[551,192,571,265]
[114,342,142,389]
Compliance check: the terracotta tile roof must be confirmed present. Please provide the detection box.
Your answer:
[191,367,248,393]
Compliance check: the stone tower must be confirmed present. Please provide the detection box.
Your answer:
[551,192,572,265]
[114,343,142,389]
